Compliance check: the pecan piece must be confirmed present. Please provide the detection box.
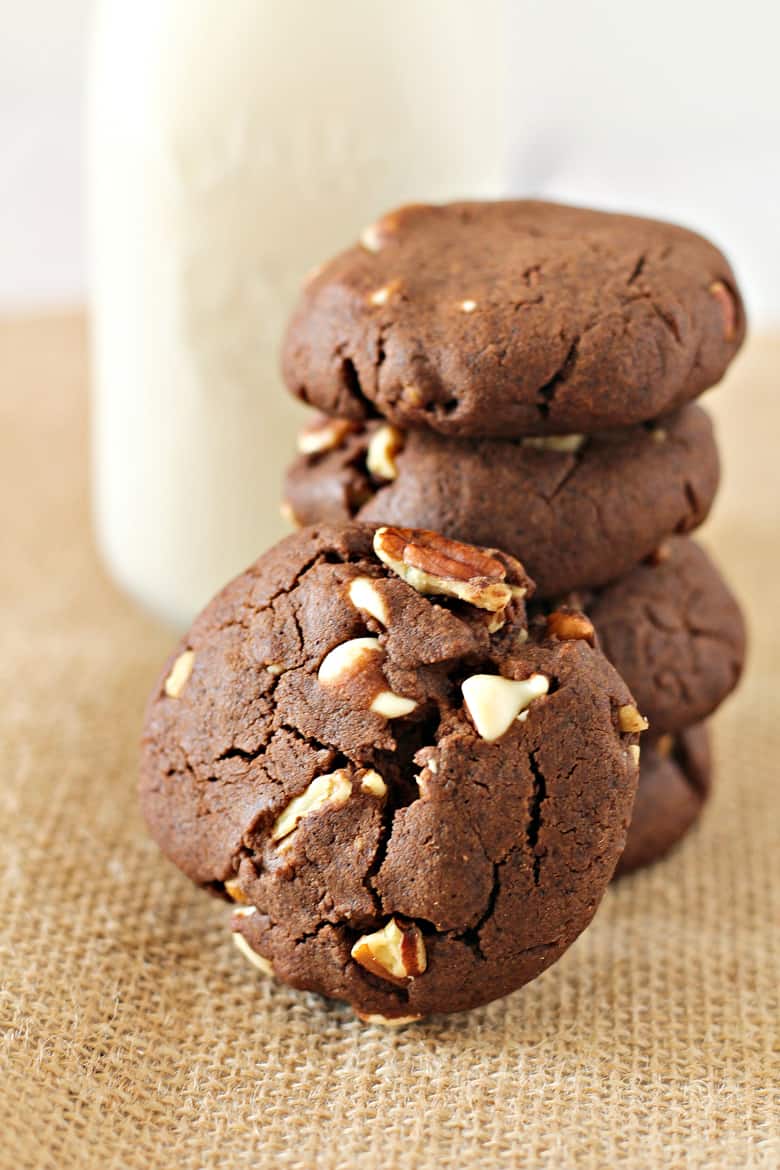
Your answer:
[618,704,649,733]
[351,918,427,984]
[373,525,525,613]
[297,414,357,456]
[366,423,404,480]
[271,769,353,844]
[546,610,595,644]
[164,650,194,698]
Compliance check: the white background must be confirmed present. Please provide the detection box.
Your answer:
[0,0,92,308]
[1,0,779,321]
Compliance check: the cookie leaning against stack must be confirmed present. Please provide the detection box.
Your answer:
[282,199,747,875]
[140,524,641,1021]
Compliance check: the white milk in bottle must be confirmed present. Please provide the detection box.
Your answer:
[88,0,508,627]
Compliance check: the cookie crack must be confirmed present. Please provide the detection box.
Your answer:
[216,745,263,764]
[456,860,500,961]
[257,549,336,614]
[649,299,682,345]
[527,748,548,886]
[292,918,336,947]
[284,595,305,661]
[256,548,385,637]
[276,722,343,761]
[512,294,544,311]
[363,783,408,916]
[374,324,389,392]
[543,447,588,503]
[535,337,580,417]
[626,253,647,286]
[678,479,700,529]
[336,350,380,418]
[212,711,332,777]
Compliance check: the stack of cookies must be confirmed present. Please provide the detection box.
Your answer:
[282,200,747,876]
[140,200,747,1022]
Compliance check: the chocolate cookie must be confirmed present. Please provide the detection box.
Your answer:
[140,523,641,1021]
[615,723,711,878]
[282,200,745,437]
[575,538,745,735]
[283,405,718,598]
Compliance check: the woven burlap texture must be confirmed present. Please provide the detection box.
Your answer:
[1,315,777,1170]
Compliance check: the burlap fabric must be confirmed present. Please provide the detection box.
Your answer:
[1,314,777,1170]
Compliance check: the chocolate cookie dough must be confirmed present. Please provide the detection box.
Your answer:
[283,405,719,597]
[282,200,745,437]
[575,537,745,735]
[140,524,641,1020]
[615,723,711,878]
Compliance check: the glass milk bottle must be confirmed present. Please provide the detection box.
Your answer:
[88,0,508,627]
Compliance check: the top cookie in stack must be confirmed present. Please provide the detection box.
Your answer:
[282,200,744,438]
[282,200,744,600]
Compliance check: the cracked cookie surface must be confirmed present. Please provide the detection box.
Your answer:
[615,723,711,878]
[283,405,719,597]
[140,523,640,1019]
[574,537,746,735]
[282,200,745,438]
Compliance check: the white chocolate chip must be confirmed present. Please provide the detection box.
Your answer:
[232,931,274,975]
[370,691,418,718]
[297,416,355,455]
[318,637,382,684]
[271,770,352,842]
[366,423,404,481]
[348,576,389,625]
[651,427,667,444]
[415,775,430,800]
[521,434,585,453]
[461,673,549,741]
[415,755,437,799]
[318,634,414,719]
[360,223,383,252]
[356,1012,422,1027]
[629,744,641,766]
[460,299,477,312]
[232,905,257,919]
[164,650,195,698]
[266,663,284,676]
[280,500,299,527]
[369,285,392,306]
[618,704,649,734]
[351,918,427,982]
[360,770,387,797]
